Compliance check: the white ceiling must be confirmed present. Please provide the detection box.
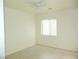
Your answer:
[5,0,77,13]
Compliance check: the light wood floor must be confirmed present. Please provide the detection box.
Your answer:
[6,45,77,59]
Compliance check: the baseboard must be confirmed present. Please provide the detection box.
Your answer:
[5,45,35,57]
[36,44,77,53]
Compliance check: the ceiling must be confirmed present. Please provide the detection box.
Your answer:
[4,0,78,13]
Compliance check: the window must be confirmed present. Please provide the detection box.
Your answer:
[41,19,57,36]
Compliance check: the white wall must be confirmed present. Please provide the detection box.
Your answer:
[5,7,36,56]
[0,0,5,57]
[36,8,78,51]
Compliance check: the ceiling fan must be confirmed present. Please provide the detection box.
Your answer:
[26,0,46,8]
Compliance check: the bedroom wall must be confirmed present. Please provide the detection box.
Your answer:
[36,8,78,51]
[5,7,36,56]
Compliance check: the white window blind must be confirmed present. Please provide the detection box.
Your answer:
[41,19,57,36]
